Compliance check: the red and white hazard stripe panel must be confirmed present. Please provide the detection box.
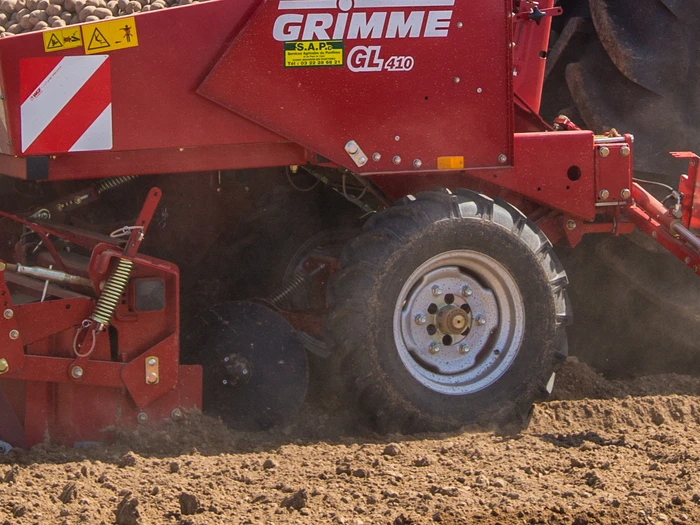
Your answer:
[20,55,112,155]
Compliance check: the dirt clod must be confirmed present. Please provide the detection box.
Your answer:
[280,488,308,511]
[114,493,140,525]
[382,443,401,456]
[58,481,77,504]
[168,461,180,473]
[118,452,137,468]
[178,493,199,516]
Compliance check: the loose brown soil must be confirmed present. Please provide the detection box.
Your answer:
[3,359,700,525]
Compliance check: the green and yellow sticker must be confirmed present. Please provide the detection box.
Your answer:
[284,40,344,68]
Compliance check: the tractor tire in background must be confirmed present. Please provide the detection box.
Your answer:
[542,0,700,376]
[325,190,571,433]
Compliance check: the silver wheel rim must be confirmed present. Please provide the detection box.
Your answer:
[393,250,525,395]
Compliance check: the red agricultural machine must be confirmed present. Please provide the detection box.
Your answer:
[0,0,698,449]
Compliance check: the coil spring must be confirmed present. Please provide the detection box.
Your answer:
[267,270,310,308]
[90,258,133,327]
[97,176,136,194]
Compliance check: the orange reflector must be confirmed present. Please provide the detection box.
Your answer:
[437,156,464,170]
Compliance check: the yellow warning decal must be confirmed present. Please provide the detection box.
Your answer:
[42,28,82,53]
[284,40,344,68]
[82,17,138,55]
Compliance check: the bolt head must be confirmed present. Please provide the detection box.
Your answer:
[222,379,228,385]
[413,159,422,168]
[146,372,158,385]
[0,359,8,374]
[8,329,18,340]
[599,189,610,200]
[459,344,469,355]
[345,142,358,155]
[372,152,381,162]
[599,147,610,158]
[620,145,631,157]
[429,342,440,355]
[147,357,157,366]
[456,21,463,28]
[392,155,402,165]
[431,285,443,297]
[476,87,482,93]
[498,154,508,164]
[137,412,148,424]
[171,408,183,421]
[241,368,249,376]
[462,285,473,297]
[0,262,5,272]
[476,316,486,326]
[3,309,12,320]
[71,366,84,379]
[358,156,367,165]
[565,219,576,231]
[620,188,631,199]
[415,314,427,325]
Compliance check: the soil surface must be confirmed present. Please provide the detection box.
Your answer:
[3,359,700,525]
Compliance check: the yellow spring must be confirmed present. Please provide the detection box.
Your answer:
[90,258,133,327]
[97,176,136,194]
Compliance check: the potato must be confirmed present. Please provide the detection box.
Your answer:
[124,0,139,13]
[13,0,25,10]
[68,13,77,23]
[50,17,64,26]
[25,0,36,8]
[0,12,8,23]
[6,21,19,31]
[149,1,163,9]
[37,0,47,8]
[84,13,96,20]
[49,0,64,5]
[73,0,84,12]
[0,0,15,14]
[18,12,31,27]
[45,3,59,14]
[59,9,70,19]
[92,6,109,17]
[32,19,47,28]
[77,3,93,20]
[28,8,47,23]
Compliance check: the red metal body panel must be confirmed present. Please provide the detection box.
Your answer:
[372,131,597,220]
[0,0,288,157]
[200,0,514,174]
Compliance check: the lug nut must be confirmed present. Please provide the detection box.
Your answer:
[171,408,183,421]
[476,316,486,326]
[3,309,13,320]
[431,285,443,297]
[137,412,148,424]
[71,366,84,379]
[429,342,440,355]
[8,329,18,340]
[415,314,427,325]
[462,285,473,297]
[459,344,469,355]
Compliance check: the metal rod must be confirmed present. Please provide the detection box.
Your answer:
[7,263,94,288]
[594,137,627,144]
[672,223,700,253]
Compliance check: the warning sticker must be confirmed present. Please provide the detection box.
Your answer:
[82,17,138,55]
[284,41,344,68]
[42,28,82,53]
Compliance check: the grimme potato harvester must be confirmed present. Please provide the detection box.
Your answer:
[0,0,698,449]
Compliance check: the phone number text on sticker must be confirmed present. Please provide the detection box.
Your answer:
[284,40,344,68]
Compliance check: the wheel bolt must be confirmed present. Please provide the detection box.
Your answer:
[459,344,469,354]
[462,285,473,297]
[431,286,443,297]
[476,316,486,326]
[415,314,427,325]
[429,342,440,355]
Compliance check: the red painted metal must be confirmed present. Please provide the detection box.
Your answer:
[200,0,514,174]
[512,0,561,113]
[672,152,700,232]
[594,139,633,205]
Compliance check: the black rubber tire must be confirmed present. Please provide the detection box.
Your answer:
[325,189,571,433]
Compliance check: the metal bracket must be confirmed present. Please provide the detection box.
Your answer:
[145,356,159,385]
[344,140,368,168]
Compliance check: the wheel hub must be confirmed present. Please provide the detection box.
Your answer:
[394,250,525,395]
